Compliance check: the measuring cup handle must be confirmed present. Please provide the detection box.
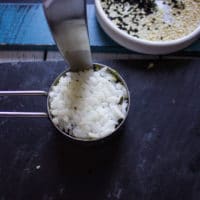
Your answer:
[0,91,48,118]
[0,112,48,117]
[0,91,48,96]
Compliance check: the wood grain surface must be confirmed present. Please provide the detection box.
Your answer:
[0,60,199,200]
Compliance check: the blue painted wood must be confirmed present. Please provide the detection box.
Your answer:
[0,3,54,46]
[0,3,199,54]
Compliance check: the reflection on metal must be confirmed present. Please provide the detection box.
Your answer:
[43,0,93,71]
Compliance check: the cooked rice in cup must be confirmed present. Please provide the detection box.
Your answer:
[49,65,129,140]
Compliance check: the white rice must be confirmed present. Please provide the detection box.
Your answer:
[49,67,128,139]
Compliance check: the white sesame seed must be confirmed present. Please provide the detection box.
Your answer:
[101,0,200,41]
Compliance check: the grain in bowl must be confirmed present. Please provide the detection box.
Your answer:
[100,0,200,41]
[49,65,129,140]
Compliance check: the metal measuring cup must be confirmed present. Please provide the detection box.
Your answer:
[0,0,130,142]
[0,63,130,142]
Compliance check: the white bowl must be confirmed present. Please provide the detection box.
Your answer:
[95,0,200,55]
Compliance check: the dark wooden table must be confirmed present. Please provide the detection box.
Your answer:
[0,60,199,200]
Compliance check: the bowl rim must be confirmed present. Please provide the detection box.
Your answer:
[95,0,200,47]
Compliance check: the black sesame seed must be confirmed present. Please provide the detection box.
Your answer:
[124,14,129,18]
[105,10,109,15]
[127,7,132,12]
[120,26,127,30]
[133,28,138,33]
[133,34,139,38]
[123,22,129,26]
[118,17,123,22]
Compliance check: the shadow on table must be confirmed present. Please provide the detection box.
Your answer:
[39,124,130,199]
